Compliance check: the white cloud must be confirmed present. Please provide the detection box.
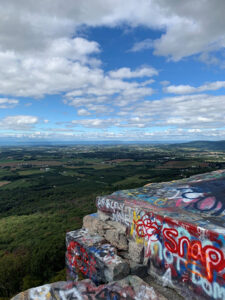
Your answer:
[0,37,103,97]
[71,118,114,128]
[64,93,225,132]
[129,39,153,52]
[164,85,196,94]
[0,0,224,63]
[160,80,170,86]
[48,37,100,60]
[77,109,91,116]
[198,52,221,66]
[129,94,225,129]
[63,71,155,113]
[0,115,38,130]
[0,0,223,102]
[164,81,225,94]
[0,98,18,108]
[109,66,158,79]
[0,37,157,100]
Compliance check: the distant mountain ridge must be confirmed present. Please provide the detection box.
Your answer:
[170,140,225,150]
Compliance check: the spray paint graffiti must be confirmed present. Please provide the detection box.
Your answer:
[66,228,130,285]
[167,186,223,216]
[131,211,225,299]
[162,227,225,281]
[13,277,161,300]
[97,170,225,299]
[134,213,161,241]
[99,170,225,218]
[67,241,97,279]
[96,196,134,226]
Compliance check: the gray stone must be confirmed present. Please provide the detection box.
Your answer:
[118,233,128,248]
[128,240,144,264]
[103,220,128,250]
[97,209,110,221]
[82,214,99,234]
[105,228,128,250]
[130,261,148,278]
[117,249,130,260]
[104,254,130,282]
[106,219,127,234]
[83,213,112,236]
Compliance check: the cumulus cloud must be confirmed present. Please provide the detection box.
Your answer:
[0,115,38,130]
[0,35,157,100]
[0,0,223,100]
[66,93,225,131]
[128,94,225,129]
[0,98,18,108]
[164,81,225,94]
[77,109,91,116]
[198,52,221,66]
[71,118,114,128]
[109,66,158,79]
[129,39,154,52]
[48,37,100,60]
[160,80,170,86]
[63,70,155,114]
[0,0,225,62]
[0,37,103,97]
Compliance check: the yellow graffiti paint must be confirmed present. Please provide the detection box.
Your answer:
[154,198,168,206]
[130,211,144,244]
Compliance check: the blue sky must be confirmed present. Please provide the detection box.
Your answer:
[0,0,225,142]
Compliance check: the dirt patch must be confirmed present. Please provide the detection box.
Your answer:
[0,160,63,168]
[158,160,209,169]
[0,181,10,187]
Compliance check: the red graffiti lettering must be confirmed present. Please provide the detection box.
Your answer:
[204,245,225,281]
[178,236,191,257]
[163,228,225,281]
[163,228,178,253]
[135,214,161,241]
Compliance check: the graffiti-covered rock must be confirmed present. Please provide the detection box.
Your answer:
[66,228,129,284]
[96,169,225,300]
[11,276,168,300]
